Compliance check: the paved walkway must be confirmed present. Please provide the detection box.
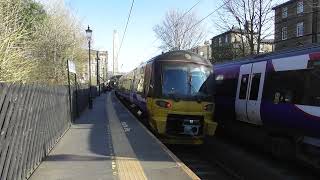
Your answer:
[29,92,198,180]
[30,94,113,180]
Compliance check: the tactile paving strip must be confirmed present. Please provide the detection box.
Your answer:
[107,93,147,180]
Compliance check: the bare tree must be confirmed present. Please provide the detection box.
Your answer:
[153,9,206,51]
[218,0,275,55]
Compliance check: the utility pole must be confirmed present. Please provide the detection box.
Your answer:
[113,30,115,75]
[112,30,119,75]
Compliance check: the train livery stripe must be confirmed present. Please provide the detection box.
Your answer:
[295,105,320,118]
[272,54,309,71]
[309,52,320,61]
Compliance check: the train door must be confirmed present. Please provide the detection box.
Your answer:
[235,64,251,123]
[235,61,266,125]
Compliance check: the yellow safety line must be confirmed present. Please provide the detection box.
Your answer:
[113,93,200,180]
[107,93,147,180]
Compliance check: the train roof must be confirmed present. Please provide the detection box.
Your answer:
[120,50,212,78]
[214,44,320,68]
[146,50,212,66]
[109,75,122,80]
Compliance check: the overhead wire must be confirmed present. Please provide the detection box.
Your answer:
[141,0,231,61]
[185,0,232,34]
[148,0,203,48]
[151,0,231,49]
[116,0,135,61]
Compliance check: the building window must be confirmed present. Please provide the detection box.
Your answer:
[297,1,303,14]
[225,35,228,43]
[282,7,288,18]
[282,27,287,40]
[296,22,304,37]
[219,37,222,46]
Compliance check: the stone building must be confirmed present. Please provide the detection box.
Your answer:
[189,41,211,60]
[210,27,274,62]
[81,50,108,85]
[273,0,320,51]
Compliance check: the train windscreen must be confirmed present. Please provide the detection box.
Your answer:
[161,63,212,101]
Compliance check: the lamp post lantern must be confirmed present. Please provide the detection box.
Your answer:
[86,26,93,109]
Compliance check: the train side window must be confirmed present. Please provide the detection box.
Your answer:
[302,68,320,106]
[144,64,152,97]
[239,74,249,99]
[263,70,304,104]
[249,73,261,100]
[137,67,145,94]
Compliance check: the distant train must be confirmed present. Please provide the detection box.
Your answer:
[106,75,122,91]
[214,45,320,168]
[116,50,217,144]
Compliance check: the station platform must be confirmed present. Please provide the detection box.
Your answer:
[29,92,199,180]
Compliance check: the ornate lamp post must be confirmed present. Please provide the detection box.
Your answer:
[96,51,100,96]
[86,26,93,109]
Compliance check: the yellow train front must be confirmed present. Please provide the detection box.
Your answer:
[117,50,217,145]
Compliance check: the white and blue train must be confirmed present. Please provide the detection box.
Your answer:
[214,45,320,169]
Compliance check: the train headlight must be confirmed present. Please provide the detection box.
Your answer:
[156,100,172,109]
[204,104,213,112]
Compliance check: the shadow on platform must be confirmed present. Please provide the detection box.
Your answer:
[45,154,109,161]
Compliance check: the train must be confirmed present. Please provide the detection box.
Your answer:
[214,44,320,169]
[116,50,217,144]
[106,75,122,91]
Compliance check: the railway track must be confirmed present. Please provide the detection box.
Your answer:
[116,93,319,180]
[166,144,236,180]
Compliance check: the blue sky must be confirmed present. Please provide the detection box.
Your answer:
[61,0,286,72]
[62,0,223,72]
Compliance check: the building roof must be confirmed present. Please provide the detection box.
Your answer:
[261,39,274,44]
[211,28,243,39]
[148,50,211,65]
[211,27,259,40]
[272,0,295,10]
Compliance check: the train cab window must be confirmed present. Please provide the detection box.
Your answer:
[162,65,189,96]
[249,73,261,100]
[199,73,214,97]
[239,74,249,99]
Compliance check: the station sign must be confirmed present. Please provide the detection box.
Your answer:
[68,60,76,74]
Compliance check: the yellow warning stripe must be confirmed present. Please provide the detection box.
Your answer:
[107,93,147,180]
[116,157,147,180]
